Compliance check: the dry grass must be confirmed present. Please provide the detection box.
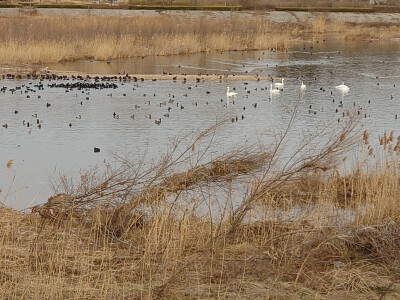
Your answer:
[2,107,400,299]
[0,15,291,65]
[309,16,400,39]
[312,15,326,33]
[0,13,398,67]
[343,23,400,40]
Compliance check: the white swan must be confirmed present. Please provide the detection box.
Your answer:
[226,86,237,97]
[274,78,284,88]
[335,82,350,93]
[300,81,306,92]
[270,84,280,95]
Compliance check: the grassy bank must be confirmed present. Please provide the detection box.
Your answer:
[310,15,400,39]
[2,113,400,299]
[0,15,290,65]
[0,14,399,66]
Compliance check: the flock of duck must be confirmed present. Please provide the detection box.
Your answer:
[0,74,353,121]
[0,73,357,154]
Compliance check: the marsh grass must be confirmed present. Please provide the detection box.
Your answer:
[343,23,400,40]
[309,15,400,40]
[0,14,399,66]
[312,15,326,33]
[0,15,290,65]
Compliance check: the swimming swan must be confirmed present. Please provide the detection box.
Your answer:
[335,82,350,93]
[300,81,306,92]
[274,78,284,88]
[226,86,237,97]
[270,84,280,94]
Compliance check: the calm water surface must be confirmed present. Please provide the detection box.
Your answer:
[2,36,400,209]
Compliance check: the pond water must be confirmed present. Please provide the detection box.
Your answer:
[2,36,400,210]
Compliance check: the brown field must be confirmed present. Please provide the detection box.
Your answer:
[0,14,399,68]
[2,112,400,299]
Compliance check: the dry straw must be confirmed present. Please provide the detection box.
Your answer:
[0,15,290,65]
[1,14,398,66]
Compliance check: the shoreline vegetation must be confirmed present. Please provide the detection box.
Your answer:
[0,14,399,69]
[0,15,290,66]
[2,114,400,298]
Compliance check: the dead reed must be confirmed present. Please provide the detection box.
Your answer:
[0,15,290,65]
[0,13,398,66]
[310,16,400,39]
[343,23,400,40]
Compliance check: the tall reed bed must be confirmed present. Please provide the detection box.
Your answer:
[0,14,399,66]
[310,15,400,39]
[0,15,290,64]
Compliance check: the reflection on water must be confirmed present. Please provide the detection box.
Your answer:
[48,35,400,77]
[2,36,400,209]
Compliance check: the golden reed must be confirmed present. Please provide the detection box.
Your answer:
[0,15,290,64]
